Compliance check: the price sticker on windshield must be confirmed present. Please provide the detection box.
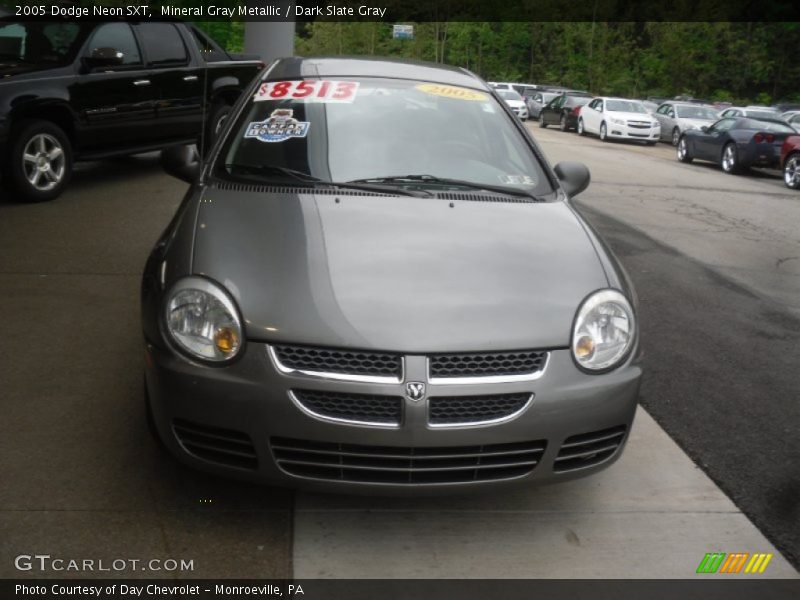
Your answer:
[254,80,360,103]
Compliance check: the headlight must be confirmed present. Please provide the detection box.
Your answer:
[164,277,244,362]
[572,289,636,372]
[610,117,625,126]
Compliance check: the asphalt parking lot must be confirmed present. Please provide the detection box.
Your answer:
[0,127,798,578]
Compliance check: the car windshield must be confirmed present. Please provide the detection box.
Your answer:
[675,105,718,120]
[218,77,552,196]
[605,100,647,113]
[0,21,86,65]
[745,110,781,120]
[738,119,796,133]
[498,90,523,101]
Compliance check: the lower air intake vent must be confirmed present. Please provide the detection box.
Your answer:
[173,419,258,470]
[292,389,402,425]
[554,425,627,473]
[270,437,547,484]
[429,393,532,425]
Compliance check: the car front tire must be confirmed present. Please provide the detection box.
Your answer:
[539,114,548,128]
[677,136,693,163]
[784,152,800,190]
[4,120,72,203]
[560,115,568,132]
[599,122,608,142]
[671,127,681,146]
[721,142,740,174]
[577,118,586,136]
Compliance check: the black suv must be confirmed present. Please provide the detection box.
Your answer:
[0,19,262,201]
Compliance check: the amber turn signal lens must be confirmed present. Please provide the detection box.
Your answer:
[214,328,239,354]
[575,335,595,358]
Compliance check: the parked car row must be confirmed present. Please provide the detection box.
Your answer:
[516,86,800,190]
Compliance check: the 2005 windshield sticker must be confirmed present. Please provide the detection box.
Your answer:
[245,109,309,143]
[416,83,488,101]
[254,80,360,103]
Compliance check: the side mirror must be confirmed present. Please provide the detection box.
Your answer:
[83,47,124,70]
[554,161,591,198]
[161,145,201,183]
[701,126,709,132]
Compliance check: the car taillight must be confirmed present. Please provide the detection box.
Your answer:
[573,106,582,115]
[754,133,776,143]
[766,134,775,143]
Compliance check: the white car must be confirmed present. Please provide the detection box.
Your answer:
[577,97,660,144]
[497,89,529,120]
[718,106,782,120]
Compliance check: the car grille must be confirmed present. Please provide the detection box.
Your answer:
[628,121,652,129]
[292,389,403,426]
[429,350,547,379]
[554,425,627,472]
[272,344,402,380]
[172,419,258,470]
[270,437,547,484]
[429,393,532,425]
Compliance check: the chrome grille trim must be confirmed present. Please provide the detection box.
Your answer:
[428,393,534,428]
[288,390,402,429]
[428,353,550,385]
[268,345,404,384]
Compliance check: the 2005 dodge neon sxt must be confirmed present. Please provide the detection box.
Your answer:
[142,57,642,492]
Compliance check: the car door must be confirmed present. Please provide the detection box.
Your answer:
[134,22,204,143]
[542,96,560,125]
[694,118,735,160]
[580,99,596,132]
[70,22,157,152]
[588,99,603,133]
[655,104,674,140]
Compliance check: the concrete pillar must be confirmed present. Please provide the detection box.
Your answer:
[244,18,296,64]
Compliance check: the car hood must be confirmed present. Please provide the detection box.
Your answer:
[504,100,526,109]
[608,111,655,122]
[679,117,715,129]
[191,188,608,352]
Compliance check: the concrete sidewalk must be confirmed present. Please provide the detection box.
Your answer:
[293,407,798,578]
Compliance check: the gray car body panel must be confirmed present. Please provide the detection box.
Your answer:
[190,189,609,352]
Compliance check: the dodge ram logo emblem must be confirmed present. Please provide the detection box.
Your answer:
[405,382,426,402]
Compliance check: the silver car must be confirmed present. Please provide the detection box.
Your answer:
[654,102,719,145]
[146,57,642,493]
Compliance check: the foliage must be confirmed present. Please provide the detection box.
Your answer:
[289,21,800,103]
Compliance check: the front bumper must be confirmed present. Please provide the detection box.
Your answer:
[607,122,660,141]
[145,341,642,494]
[511,107,528,120]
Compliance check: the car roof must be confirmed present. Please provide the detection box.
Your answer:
[597,96,642,101]
[265,56,487,90]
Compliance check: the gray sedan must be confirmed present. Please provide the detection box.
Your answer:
[527,91,559,119]
[145,57,642,493]
[654,102,719,145]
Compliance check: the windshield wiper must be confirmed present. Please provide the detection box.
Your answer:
[223,164,431,197]
[347,174,545,202]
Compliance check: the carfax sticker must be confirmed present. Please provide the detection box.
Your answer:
[499,174,536,185]
[254,80,359,103]
[244,109,309,143]
[415,83,488,101]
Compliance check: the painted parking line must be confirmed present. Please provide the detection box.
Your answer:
[292,407,798,578]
